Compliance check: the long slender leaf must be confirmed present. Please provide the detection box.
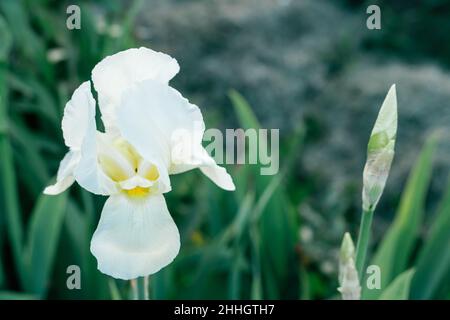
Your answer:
[0,291,37,300]
[0,253,4,289]
[379,269,415,300]
[229,90,261,130]
[23,192,68,297]
[0,0,54,84]
[0,15,26,287]
[0,14,10,290]
[108,279,122,300]
[410,177,450,299]
[230,90,302,298]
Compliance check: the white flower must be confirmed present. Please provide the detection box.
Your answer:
[362,84,397,212]
[44,47,235,280]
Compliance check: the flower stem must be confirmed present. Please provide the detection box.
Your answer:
[132,276,149,300]
[355,209,374,279]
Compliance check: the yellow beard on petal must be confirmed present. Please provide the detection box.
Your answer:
[124,186,150,197]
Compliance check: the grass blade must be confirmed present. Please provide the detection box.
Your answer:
[229,90,261,130]
[410,177,450,299]
[108,279,122,300]
[0,291,37,300]
[379,269,415,300]
[23,192,68,297]
[0,14,26,287]
[0,252,4,288]
[229,90,302,298]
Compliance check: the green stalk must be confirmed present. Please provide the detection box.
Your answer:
[108,279,122,300]
[132,276,149,300]
[355,209,374,278]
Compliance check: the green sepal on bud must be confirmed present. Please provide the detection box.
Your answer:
[362,84,397,212]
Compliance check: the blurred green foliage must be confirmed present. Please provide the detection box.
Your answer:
[342,0,450,68]
[0,0,448,300]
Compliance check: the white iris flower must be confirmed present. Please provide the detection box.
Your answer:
[44,48,235,280]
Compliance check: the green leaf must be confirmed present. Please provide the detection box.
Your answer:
[108,279,122,300]
[0,0,54,83]
[229,90,261,130]
[10,122,51,196]
[103,0,142,53]
[23,192,68,297]
[363,134,439,299]
[0,15,12,60]
[0,254,4,288]
[0,291,37,300]
[229,90,303,298]
[0,18,26,287]
[379,269,415,300]
[410,177,450,299]
[64,200,92,281]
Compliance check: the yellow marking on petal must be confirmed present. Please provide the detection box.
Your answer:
[144,165,160,181]
[113,138,140,171]
[98,155,130,182]
[124,186,150,197]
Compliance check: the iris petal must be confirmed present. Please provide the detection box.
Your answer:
[90,193,180,280]
[61,81,96,150]
[117,79,233,191]
[91,47,179,132]
[171,146,235,191]
[43,150,80,195]
[72,98,117,196]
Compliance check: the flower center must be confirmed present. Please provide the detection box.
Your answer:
[124,186,150,197]
[97,136,160,196]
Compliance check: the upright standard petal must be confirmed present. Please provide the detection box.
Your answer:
[61,81,96,150]
[91,47,180,131]
[90,193,180,280]
[116,80,203,192]
[71,89,117,196]
[45,81,97,195]
[44,150,80,195]
[117,79,204,154]
[117,79,234,190]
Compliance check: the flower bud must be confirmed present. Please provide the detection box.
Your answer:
[338,232,355,285]
[338,233,361,300]
[362,84,397,212]
[338,257,361,300]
